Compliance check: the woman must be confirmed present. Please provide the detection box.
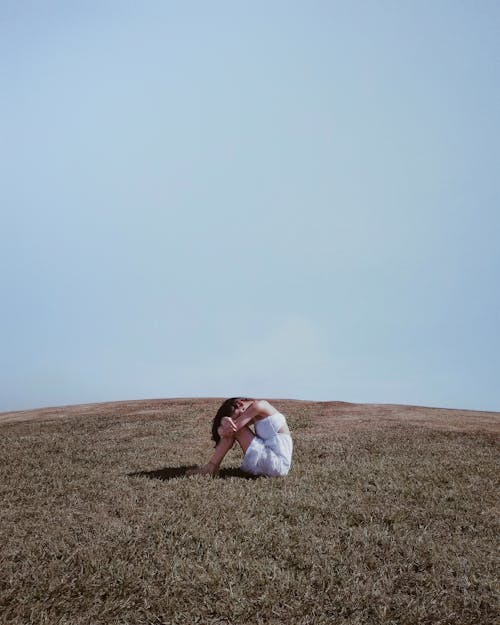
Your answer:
[189,397,293,477]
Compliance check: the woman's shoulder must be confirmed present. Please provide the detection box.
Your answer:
[253,399,277,416]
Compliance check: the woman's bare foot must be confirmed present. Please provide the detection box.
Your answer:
[186,461,218,477]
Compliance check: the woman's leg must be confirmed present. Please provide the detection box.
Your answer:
[188,427,255,476]
[187,435,234,475]
[233,426,254,453]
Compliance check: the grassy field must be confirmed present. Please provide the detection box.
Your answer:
[0,398,498,625]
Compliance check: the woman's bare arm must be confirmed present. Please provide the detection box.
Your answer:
[232,400,274,431]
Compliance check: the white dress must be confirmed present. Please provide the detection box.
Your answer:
[241,412,293,477]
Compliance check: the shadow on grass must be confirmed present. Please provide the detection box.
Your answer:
[128,465,260,481]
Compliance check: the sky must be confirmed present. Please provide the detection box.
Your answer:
[1,1,499,413]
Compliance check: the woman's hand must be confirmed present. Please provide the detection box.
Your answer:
[218,416,237,438]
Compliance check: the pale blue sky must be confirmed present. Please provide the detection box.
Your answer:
[1,1,499,412]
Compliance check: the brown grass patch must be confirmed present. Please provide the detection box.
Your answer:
[1,399,498,624]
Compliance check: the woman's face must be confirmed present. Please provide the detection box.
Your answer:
[231,400,247,419]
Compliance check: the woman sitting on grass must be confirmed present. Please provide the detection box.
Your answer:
[189,398,293,477]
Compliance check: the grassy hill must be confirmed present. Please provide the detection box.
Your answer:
[1,398,498,624]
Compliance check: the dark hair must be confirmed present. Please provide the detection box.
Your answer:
[211,397,254,446]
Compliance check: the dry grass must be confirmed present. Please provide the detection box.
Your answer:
[0,398,498,625]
